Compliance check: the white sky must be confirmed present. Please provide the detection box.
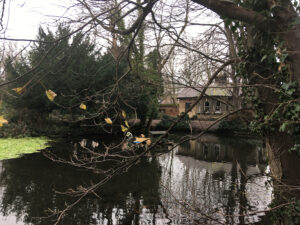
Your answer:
[1,0,225,82]
[3,0,220,41]
[3,0,73,40]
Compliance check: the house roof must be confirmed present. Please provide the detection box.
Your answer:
[177,86,232,99]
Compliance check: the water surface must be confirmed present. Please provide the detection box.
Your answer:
[0,134,272,224]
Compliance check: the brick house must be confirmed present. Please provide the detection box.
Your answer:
[159,91,179,117]
[159,104,179,117]
[177,77,233,120]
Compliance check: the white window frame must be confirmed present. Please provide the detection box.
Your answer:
[204,101,210,114]
[215,101,221,113]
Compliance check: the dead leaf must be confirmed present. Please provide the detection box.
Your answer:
[278,63,285,72]
[0,116,8,127]
[46,90,57,102]
[121,125,128,132]
[79,103,87,110]
[12,87,25,94]
[122,110,126,118]
[276,48,281,56]
[105,117,112,124]
[124,120,129,128]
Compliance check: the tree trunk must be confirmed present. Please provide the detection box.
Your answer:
[267,21,300,182]
[265,131,300,182]
[139,115,146,132]
[225,27,240,110]
[145,117,153,136]
[282,28,300,87]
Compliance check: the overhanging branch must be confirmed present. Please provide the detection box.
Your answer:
[191,0,274,30]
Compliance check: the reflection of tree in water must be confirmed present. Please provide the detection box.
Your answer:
[159,134,272,225]
[0,140,162,225]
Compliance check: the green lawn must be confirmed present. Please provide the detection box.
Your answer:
[0,137,49,160]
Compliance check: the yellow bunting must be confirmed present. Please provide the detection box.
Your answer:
[105,117,112,124]
[121,110,126,118]
[135,137,151,145]
[12,87,25,94]
[134,137,151,145]
[79,103,87,110]
[45,90,57,102]
[121,125,128,132]
[0,116,8,127]
[124,120,129,128]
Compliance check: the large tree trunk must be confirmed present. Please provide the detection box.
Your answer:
[269,15,300,181]
[265,131,300,181]
[266,132,300,225]
[283,28,300,87]
[225,27,241,110]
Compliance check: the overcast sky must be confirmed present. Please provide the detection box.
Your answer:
[1,0,223,64]
[4,0,73,40]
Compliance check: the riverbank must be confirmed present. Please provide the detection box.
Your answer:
[130,119,221,132]
[0,137,49,160]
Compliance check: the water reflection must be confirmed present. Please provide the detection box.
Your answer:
[159,134,272,224]
[0,135,273,224]
[0,141,162,225]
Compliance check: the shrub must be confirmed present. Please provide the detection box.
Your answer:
[218,119,249,132]
[156,114,189,131]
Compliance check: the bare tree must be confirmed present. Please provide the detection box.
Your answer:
[0,0,299,224]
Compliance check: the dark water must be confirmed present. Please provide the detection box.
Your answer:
[0,134,272,225]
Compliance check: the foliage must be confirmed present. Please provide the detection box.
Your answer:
[156,114,189,131]
[224,0,300,156]
[2,25,136,135]
[270,197,300,225]
[123,49,163,129]
[111,4,163,129]
[2,21,164,136]
[289,136,300,158]
[0,137,49,160]
[5,26,116,115]
[218,119,249,132]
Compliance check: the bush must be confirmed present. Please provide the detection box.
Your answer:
[218,119,249,132]
[156,114,189,131]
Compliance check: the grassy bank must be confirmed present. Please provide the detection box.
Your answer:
[0,137,49,160]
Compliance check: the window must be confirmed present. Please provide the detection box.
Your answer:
[204,101,210,113]
[215,101,221,113]
[185,103,191,112]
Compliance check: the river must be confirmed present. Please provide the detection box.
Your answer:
[0,134,273,225]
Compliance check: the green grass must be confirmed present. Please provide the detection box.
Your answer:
[0,137,49,160]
